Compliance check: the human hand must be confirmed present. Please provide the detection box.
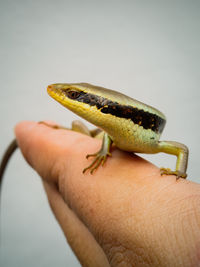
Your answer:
[15,121,200,267]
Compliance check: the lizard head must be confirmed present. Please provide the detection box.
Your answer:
[47,83,109,125]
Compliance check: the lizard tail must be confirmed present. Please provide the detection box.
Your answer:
[0,139,18,192]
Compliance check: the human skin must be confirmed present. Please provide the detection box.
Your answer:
[15,121,200,267]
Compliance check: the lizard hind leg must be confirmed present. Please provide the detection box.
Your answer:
[71,120,91,136]
[39,120,92,136]
[158,141,189,179]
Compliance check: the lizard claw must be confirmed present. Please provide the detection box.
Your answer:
[83,151,111,174]
[160,168,187,179]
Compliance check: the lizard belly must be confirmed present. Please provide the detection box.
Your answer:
[102,116,160,153]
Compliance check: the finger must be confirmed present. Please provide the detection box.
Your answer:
[14,120,91,183]
[42,181,110,267]
[14,121,200,266]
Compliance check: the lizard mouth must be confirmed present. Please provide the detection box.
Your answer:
[47,84,66,104]
[47,84,55,95]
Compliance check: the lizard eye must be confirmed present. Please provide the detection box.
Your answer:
[67,90,81,99]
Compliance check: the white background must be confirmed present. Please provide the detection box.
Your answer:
[0,0,199,266]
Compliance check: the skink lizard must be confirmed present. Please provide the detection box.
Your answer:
[46,83,188,177]
[0,83,189,190]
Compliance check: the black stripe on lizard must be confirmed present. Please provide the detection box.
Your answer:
[62,89,166,134]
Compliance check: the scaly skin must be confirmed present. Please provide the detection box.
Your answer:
[47,83,188,178]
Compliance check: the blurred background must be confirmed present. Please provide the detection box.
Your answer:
[0,0,199,266]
